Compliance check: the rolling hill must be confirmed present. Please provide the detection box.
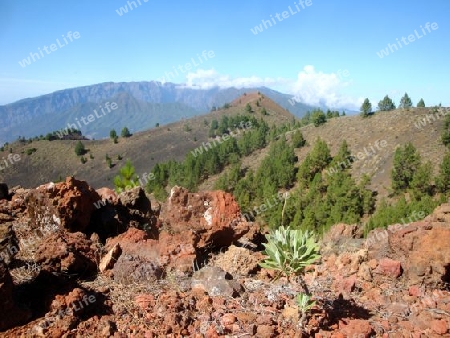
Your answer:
[0,92,297,189]
[0,82,315,144]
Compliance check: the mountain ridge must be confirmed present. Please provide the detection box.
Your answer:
[0,81,315,144]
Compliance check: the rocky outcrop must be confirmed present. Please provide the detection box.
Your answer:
[105,186,261,279]
[3,177,450,336]
[26,177,100,233]
[161,186,259,249]
[0,262,31,331]
[34,231,99,276]
[0,183,9,200]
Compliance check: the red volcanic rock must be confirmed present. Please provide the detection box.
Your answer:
[26,177,101,233]
[376,258,402,278]
[431,319,448,334]
[95,187,118,205]
[338,319,374,337]
[34,231,98,276]
[162,186,257,250]
[103,186,261,276]
[116,187,158,235]
[0,262,31,331]
[99,243,122,272]
[385,205,450,286]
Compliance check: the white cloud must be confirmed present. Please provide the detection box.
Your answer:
[181,66,363,110]
[183,69,286,89]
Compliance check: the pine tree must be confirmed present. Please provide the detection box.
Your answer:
[410,161,433,200]
[110,129,117,140]
[311,109,327,127]
[113,160,138,193]
[399,93,413,110]
[417,98,426,108]
[377,95,396,111]
[391,143,421,192]
[436,152,450,194]
[442,114,450,148]
[360,98,372,117]
[121,127,131,138]
[74,141,86,156]
[291,130,306,148]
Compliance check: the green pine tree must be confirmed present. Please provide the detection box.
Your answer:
[377,95,396,111]
[113,160,138,193]
[74,141,86,156]
[291,130,306,148]
[360,98,372,117]
[121,127,131,138]
[436,152,450,194]
[399,93,413,110]
[391,143,421,193]
[410,161,433,200]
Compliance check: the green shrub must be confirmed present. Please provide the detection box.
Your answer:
[26,148,37,155]
[74,141,86,156]
[121,127,131,138]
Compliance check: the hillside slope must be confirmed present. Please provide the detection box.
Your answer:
[199,107,448,200]
[0,93,296,189]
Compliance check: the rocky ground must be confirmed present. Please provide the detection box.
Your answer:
[0,177,449,337]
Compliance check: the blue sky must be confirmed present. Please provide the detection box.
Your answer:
[0,0,449,109]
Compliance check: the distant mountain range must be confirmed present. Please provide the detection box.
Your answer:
[0,81,316,144]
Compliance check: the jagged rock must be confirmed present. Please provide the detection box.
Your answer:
[113,254,163,284]
[34,231,98,276]
[192,266,243,297]
[0,225,19,264]
[375,258,402,278]
[95,188,118,206]
[0,183,9,200]
[99,243,122,272]
[212,245,263,276]
[161,186,258,250]
[0,261,31,330]
[26,177,100,233]
[116,187,157,234]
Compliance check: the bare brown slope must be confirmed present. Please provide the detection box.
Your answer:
[0,92,295,189]
[200,107,448,199]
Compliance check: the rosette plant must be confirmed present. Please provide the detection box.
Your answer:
[259,226,321,282]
